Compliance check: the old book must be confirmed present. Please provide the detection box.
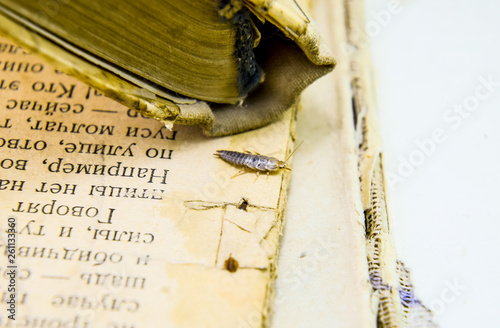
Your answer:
[0,1,340,327]
[272,0,437,327]
[0,0,437,327]
[0,0,370,326]
[0,32,300,327]
[0,0,335,135]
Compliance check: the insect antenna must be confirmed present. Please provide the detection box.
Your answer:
[285,140,304,162]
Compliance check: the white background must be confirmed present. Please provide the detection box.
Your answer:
[366,0,500,326]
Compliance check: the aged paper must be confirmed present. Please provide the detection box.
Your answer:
[0,0,334,136]
[271,0,375,327]
[0,35,296,327]
[272,0,436,327]
[344,0,435,327]
[0,0,436,326]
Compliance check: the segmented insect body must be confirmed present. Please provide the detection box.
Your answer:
[215,141,303,177]
[215,150,285,172]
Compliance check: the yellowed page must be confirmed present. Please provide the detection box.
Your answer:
[0,35,295,327]
[344,0,435,327]
[271,0,375,327]
[272,0,435,327]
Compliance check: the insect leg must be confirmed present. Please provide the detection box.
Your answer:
[253,171,260,183]
[231,170,247,179]
[243,149,261,155]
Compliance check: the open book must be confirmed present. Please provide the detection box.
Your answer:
[0,0,436,327]
[0,0,335,136]
[0,32,299,325]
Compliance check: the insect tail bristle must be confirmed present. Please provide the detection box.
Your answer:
[285,140,304,161]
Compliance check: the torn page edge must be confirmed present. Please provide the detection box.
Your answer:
[261,114,296,328]
[344,0,438,326]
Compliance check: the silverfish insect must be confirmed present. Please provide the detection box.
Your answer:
[214,141,303,179]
